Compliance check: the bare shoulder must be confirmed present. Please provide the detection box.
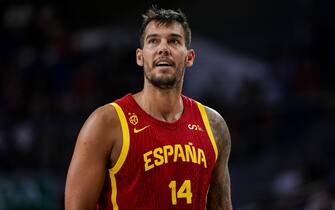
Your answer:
[76,103,121,154]
[203,106,231,154]
[82,104,119,133]
[87,104,119,129]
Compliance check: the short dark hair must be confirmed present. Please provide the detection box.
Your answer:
[139,6,192,49]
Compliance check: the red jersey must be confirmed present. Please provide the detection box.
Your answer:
[97,94,218,210]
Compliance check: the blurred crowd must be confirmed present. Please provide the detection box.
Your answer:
[0,2,334,210]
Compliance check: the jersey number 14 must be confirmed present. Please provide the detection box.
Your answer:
[169,180,192,205]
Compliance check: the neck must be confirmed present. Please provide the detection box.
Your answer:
[133,81,184,122]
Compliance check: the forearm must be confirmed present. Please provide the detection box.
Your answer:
[206,170,233,210]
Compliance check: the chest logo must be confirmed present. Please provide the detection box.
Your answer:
[134,125,151,134]
[128,112,138,125]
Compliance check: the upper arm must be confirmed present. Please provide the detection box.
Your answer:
[65,105,121,210]
[205,106,233,210]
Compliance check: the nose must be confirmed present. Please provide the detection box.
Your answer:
[158,41,170,55]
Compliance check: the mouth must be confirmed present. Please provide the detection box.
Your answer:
[154,58,174,68]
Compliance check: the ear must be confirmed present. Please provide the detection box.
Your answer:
[136,48,144,66]
[185,49,195,67]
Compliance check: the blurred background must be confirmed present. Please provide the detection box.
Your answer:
[0,0,334,209]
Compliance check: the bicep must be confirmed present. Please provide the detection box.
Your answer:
[65,108,116,210]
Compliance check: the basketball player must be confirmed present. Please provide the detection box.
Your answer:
[65,7,233,210]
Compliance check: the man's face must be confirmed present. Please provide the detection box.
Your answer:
[136,21,195,89]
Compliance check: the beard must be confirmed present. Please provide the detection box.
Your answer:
[144,67,184,89]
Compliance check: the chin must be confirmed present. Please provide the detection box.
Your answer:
[149,76,177,89]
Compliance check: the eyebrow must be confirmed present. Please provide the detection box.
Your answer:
[145,34,159,41]
[145,33,183,41]
[169,33,183,39]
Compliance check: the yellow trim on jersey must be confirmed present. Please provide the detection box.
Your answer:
[108,102,130,210]
[109,173,118,210]
[196,102,218,160]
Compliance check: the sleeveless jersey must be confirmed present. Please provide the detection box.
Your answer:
[97,94,218,210]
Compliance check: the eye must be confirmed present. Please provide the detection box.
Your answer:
[148,38,158,44]
[170,38,180,45]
